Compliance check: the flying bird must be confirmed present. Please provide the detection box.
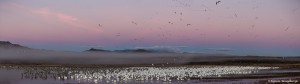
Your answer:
[186,24,191,26]
[131,21,138,25]
[227,35,231,37]
[292,8,299,13]
[98,24,102,27]
[116,33,121,36]
[285,26,290,31]
[216,1,221,5]
[251,25,255,28]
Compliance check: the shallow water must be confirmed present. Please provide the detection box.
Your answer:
[0,65,299,84]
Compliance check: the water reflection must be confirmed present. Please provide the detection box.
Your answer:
[0,65,279,83]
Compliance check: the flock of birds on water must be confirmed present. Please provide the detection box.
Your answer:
[0,65,279,83]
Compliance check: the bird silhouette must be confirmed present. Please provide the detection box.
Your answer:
[285,26,290,31]
[131,21,137,25]
[251,25,255,28]
[234,14,238,18]
[216,1,221,5]
[227,35,231,37]
[114,33,121,36]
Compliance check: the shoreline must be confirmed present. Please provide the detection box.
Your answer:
[1,62,300,67]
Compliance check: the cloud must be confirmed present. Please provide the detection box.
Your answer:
[56,13,78,22]
[35,8,78,22]
[34,7,101,32]
[34,8,78,23]
[35,8,51,16]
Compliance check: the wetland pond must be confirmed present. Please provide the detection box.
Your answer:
[0,65,299,84]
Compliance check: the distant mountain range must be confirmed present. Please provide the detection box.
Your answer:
[0,41,29,49]
[114,49,153,53]
[85,48,176,53]
[85,48,111,52]
[0,41,178,53]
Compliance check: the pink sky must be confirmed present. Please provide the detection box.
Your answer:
[0,0,299,56]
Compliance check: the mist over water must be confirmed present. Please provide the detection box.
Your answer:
[0,48,198,64]
[1,47,300,65]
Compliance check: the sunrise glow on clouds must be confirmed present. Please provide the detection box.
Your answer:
[0,0,299,56]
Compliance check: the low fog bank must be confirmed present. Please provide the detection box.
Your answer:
[0,48,198,64]
[1,48,300,65]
